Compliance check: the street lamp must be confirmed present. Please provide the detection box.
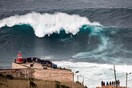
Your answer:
[126,72,131,88]
[80,74,84,85]
[114,65,117,88]
[75,71,79,82]
[75,71,84,85]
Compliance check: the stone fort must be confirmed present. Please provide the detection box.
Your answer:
[11,52,74,82]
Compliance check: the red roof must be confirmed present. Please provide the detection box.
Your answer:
[17,53,22,57]
[16,58,23,63]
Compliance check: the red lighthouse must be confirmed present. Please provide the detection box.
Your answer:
[15,52,23,64]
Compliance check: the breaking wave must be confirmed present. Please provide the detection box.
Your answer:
[0,12,101,37]
[0,12,112,57]
[0,12,132,65]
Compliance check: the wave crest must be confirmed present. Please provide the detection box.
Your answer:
[0,12,101,37]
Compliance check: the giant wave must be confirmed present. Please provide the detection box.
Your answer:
[0,12,108,56]
[0,12,101,37]
[0,12,132,64]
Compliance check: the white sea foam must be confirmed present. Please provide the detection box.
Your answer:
[54,61,132,87]
[0,12,101,37]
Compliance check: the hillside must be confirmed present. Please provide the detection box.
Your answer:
[0,74,86,88]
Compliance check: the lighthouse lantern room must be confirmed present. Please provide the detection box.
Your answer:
[15,52,23,64]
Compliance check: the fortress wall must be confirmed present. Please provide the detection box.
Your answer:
[12,62,27,69]
[12,62,74,82]
[33,69,74,82]
[12,63,43,69]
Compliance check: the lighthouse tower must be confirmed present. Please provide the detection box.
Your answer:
[15,52,23,64]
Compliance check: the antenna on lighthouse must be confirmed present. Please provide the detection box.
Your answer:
[18,50,21,54]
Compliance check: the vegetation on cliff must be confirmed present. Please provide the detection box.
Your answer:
[0,74,85,88]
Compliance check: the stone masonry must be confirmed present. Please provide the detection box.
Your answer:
[33,69,74,82]
[12,62,74,82]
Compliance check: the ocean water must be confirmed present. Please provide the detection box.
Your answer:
[0,0,132,87]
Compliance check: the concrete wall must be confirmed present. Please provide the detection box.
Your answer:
[12,62,43,69]
[12,63,27,69]
[12,62,53,69]
[12,62,74,82]
[0,69,34,78]
[33,69,74,82]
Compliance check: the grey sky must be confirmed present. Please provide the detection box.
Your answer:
[0,0,132,11]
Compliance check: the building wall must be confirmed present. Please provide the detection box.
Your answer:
[12,62,74,82]
[12,62,43,69]
[33,69,74,82]
[0,69,33,78]
[12,62,27,69]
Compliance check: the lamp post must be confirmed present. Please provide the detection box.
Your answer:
[126,72,131,88]
[114,65,117,88]
[80,75,84,85]
[75,71,79,82]
[75,71,84,85]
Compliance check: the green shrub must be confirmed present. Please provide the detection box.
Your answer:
[56,83,60,88]
[6,75,14,79]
